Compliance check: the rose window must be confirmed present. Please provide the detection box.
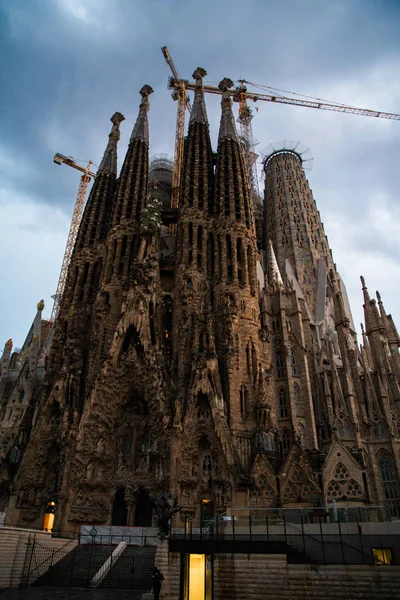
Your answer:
[334,462,350,482]
[346,479,363,497]
[327,480,342,498]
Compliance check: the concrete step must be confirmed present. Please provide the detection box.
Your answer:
[99,546,156,590]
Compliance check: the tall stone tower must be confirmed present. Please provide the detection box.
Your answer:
[3,71,400,532]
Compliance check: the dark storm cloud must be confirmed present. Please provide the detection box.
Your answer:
[0,0,399,346]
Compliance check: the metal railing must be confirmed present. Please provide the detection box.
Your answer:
[22,533,158,589]
[170,506,399,565]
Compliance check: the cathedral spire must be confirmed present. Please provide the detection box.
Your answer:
[189,68,208,126]
[75,112,124,250]
[112,85,153,228]
[178,68,213,215]
[360,323,372,370]
[217,78,237,145]
[361,276,382,335]
[268,240,284,291]
[376,290,399,342]
[130,84,153,145]
[214,77,251,227]
[97,112,125,176]
[377,291,400,380]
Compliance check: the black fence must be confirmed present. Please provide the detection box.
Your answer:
[21,533,157,590]
[170,512,400,566]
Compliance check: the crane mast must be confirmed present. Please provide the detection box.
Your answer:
[234,81,260,210]
[161,47,192,210]
[50,155,96,325]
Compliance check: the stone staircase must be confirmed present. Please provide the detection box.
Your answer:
[98,546,156,590]
[33,544,114,587]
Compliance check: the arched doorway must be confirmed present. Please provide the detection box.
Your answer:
[201,498,214,524]
[134,489,153,526]
[112,488,128,526]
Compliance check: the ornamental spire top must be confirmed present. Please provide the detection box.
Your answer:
[130,85,154,145]
[97,112,125,176]
[189,67,208,126]
[360,275,382,335]
[217,78,238,145]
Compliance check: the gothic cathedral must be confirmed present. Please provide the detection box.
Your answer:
[1,69,400,533]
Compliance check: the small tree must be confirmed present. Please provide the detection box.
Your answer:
[151,492,180,540]
[140,182,161,239]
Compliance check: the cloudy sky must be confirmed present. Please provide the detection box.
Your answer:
[0,0,399,349]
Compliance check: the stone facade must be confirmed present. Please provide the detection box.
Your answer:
[0,302,52,513]
[1,69,400,533]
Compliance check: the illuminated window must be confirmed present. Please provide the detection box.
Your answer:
[372,548,393,565]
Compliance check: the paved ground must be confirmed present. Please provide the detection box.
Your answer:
[0,589,148,600]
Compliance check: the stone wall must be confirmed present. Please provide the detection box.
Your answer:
[0,527,77,589]
[213,553,400,600]
[157,549,400,599]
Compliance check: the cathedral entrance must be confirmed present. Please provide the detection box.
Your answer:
[134,489,152,526]
[182,554,213,600]
[201,499,214,524]
[112,488,128,526]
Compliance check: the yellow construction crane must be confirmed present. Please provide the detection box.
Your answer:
[162,46,400,209]
[161,46,192,210]
[50,154,96,325]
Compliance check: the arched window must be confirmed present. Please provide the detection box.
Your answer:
[197,225,203,269]
[250,487,262,506]
[237,238,245,286]
[188,222,193,265]
[207,233,214,278]
[247,245,256,295]
[282,428,291,452]
[379,453,400,517]
[149,301,156,346]
[239,385,247,420]
[297,423,307,449]
[289,350,297,376]
[226,234,233,282]
[19,390,25,404]
[293,383,302,416]
[276,350,285,379]
[272,319,280,333]
[279,387,288,418]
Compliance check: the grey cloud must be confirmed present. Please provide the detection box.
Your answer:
[0,0,399,345]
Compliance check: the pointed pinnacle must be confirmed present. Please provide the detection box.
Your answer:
[217,78,237,145]
[189,68,209,126]
[268,239,284,291]
[130,85,154,145]
[98,112,125,175]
